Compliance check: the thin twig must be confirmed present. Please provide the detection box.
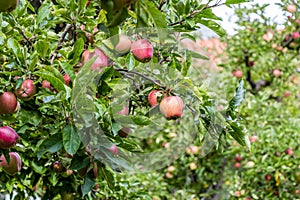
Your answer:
[50,24,72,64]
[158,0,166,11]
[115,68,167,90]
[169,1,225,26]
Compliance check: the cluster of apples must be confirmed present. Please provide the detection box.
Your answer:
[0,126,22,175]
[148,90,184,120]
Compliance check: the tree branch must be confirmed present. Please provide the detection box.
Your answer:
[114,68,167,90]
[158,0,166,11]
[50,24,73,64]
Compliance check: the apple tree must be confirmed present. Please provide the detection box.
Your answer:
[0,0,250,199]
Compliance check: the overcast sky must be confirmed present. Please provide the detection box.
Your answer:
[205,0,286,36]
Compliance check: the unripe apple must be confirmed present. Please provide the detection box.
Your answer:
[167,165,176,172]
[0,0,19,12]
[233,70,243,78]
[15,79,37,101]
[234,162,241,169]
[189,162,197,170]
[272,69,282,77]
[64,74,71,86]
[131,39,153,63]
[81,48,109,71]
[245,161,255,168]
[0,152,22,175]
[108,144,118,156]
[62,193,74,200]
[287,4,297,13]
[0,92,17,114]
[52,161,66,173]
[159,96,184,119]
[235,155,242,162]
[115,35,132,54]
[0,126,19,149]
[148,90,162,107]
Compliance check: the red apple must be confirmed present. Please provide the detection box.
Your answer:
[272,69,282,77]
[41,80,51,90]
[115,35,132,54]
[14,79,37,101]
[190,146,200,154]
[131,39,153,63]
[64,74,71,86]
[248,61,254,67]
[0,126,19,149]
[117,105,131,137]
[234,162,241,169]
[265,174,272,181]
[0,92,17,114]
[249,135,258,143]
[284,91,291,97]
[81,48,109,71]
[148,90,161,107]
[108,144,118,156]
[287,4,297,13]
[292,32,300,39]
[0,152,22,175]
[285,147,294,156]
[233,70,243,78]
[159,96,184,119]
[235,155,242,162]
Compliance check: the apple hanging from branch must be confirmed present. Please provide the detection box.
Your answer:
[159,96,184,120]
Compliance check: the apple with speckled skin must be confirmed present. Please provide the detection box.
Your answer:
[15,79,37,101]
[159,96,184,119]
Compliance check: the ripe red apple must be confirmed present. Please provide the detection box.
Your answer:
[285,147,294,156]
[115,35,132,54]
[64,74,71,86]
[0,92,17,114]
[41,80,51,90]
[248,61,254,67]
[159,96,184,119]
[235,155,242,162]
[108,144,118,156]
[249,135,258,143]
[0,0,19,12]
[292,32,300,39]
[81,48,109,71]
[287,4,297,13]
[0,126,19,149]
[190,146,200,154]
[284,91,291,97]
[148,90,162,107]
[0,152,22,175]
[272,69,282,77]
[131,39,153,63]
[232,70,243,78]
[265,174,272,181]
[117,105,129,115]
[234,162,241,169]
[14,79,37,101]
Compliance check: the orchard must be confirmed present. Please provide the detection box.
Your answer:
[0,0,299,200]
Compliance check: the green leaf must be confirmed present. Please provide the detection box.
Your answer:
[199,20,226,37]
[228,121,250,149]
[126,53,135,71]
[68,38,84,66]
[63,125,81,155]
[69,156,90,170]
[37,133,63,159]
[147,2,168,41]
[36,3,51,25]
[34,40,50,59]
[81,173,96,196]
[226,0,250,5]
[228,80,245,109]
[99,166,115,190]
[131,115,151,126]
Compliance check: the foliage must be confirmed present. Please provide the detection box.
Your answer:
[0,0,250,199]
